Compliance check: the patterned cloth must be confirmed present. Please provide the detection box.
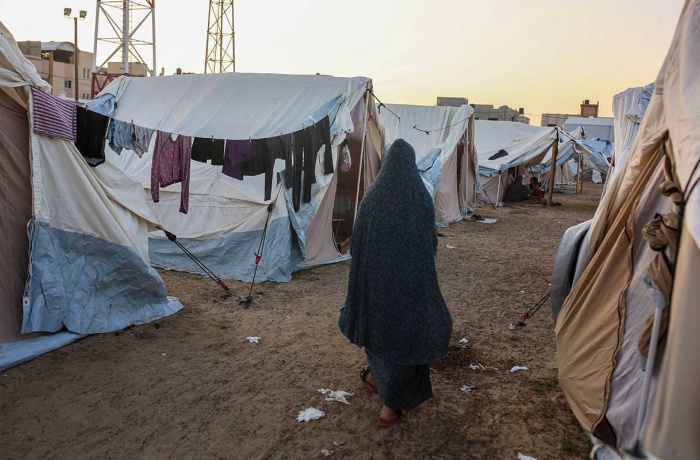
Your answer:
[132,125,155,158]
[31,87,77,142]
[339,139,453,366]
[106,119,133,155]
[151,131,192,214]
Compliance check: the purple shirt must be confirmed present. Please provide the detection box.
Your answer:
[31,87,77,142]
[151,131,192,214]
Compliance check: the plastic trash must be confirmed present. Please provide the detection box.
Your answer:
[446,244,456,250]
[321,449,333,457]
[318,389,354,405]
[297,407,325,422]
[509,323,516,331]
[518,454,537,460]
[469,363,486,370]
[459,337,469,344]
[460,385,473,392]
[246,337,261,344]
[161,353,167,357]
[510,366,529,373]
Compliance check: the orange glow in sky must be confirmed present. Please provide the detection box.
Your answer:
[0,0,685,124]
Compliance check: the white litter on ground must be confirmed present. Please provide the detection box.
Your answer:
[517,453,537,460]
[246,337,261,344]
[478,218,497,224]
[509,323,516,331]
[519,290,526,294]
[460,385,473,392]
[459,337,469,344]
[297,407,325,422]
[446,244,456,250]
[510,366,529,373]
[161,353,167,357]
[318,389,354,405]
[321,449,333,457]
[469,363,486,370]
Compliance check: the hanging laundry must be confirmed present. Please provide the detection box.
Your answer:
[279,133,294,188]
[222,139,256,180]
[303,126,317,204]
[106,119,134,154]
[31,87,77,142]
[131,125,154,157]
[316,116,334,175]
[151,131,192,214]
[75,107,109,167]
[293,130,305,212]
[192,137,225,164]
[339,140,351,173]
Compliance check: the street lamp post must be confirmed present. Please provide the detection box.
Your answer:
[64,8,87,102]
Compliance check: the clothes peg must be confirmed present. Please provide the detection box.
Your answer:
[211,135,215,143]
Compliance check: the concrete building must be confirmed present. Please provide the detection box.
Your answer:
[436,97,468,108]
[541,113,577,127]
[564,116,614,142]
[518,114,531,125]
[580,99,599,118]
[17,41,93,101]
[472,104,524,122]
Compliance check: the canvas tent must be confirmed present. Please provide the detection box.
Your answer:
[532,126,585,187]
[0,21,181,371]
[607,83,654,189]
[97,72,383,282]
[377,103,477,225]
[474,120,564,203]
[551,1,700,458]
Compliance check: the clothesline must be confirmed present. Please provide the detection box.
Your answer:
[413,117,471,136]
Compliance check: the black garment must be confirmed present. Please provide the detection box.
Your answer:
[366,350,433,411]
[504,174,530,202]
[241,139,275,200]
[278,133,294,188]
[293,130,305,212]
[316,116,334,175]
[339,139,453,366]
[303,126,316,203]
[191,137,225,164]
[75,107,109,167]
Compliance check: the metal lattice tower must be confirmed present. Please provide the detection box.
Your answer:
[91,0,156,93]
[205,0,235,73]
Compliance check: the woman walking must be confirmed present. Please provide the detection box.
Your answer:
[339,139,453,427]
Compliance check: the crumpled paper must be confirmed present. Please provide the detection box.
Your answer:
[246,337,261,344]
[469,363,486,370]
[446,244,456,250]
[510,366,529,373]
[518,453,537,460]
[459,337,469,344]
[460,385,473,392]
[297,407,325,422]
[318,389,354,405]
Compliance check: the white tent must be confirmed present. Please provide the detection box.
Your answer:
[474,120,559,203]
[607,83,654,189]
[97,72,383,282]
[533,126,586,187]
[551,1,700,458]
[377,103,477,225]
[0,21,181,371]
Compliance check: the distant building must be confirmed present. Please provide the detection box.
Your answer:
[17,40,93,100]
[518,115,530,125]
[564,116,614,142]
[107,61,149,77]
[541,113,576,128]
[580,99,599,118]
[436,97,468,108]
[472,104,524,122]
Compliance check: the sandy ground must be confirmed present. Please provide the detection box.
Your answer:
[0,184,604,460]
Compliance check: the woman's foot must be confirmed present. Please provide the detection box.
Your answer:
[360,366,378,393]
[377,405,402,428]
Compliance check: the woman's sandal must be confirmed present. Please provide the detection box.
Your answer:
[377,411,402,428]
[360,366,378,394]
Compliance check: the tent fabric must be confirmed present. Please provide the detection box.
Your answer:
[377,103,477,225]
[0,87,32,344]
[0,20,180,365]
[553,1,700,457]
[474,121,557,177]
[102,73,381,282]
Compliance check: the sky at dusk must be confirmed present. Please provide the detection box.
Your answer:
[0,0,686,124]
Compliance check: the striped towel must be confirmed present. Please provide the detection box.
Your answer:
[31,87,77,142]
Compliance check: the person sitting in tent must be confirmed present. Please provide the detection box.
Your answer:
[504,174,530,202]
[531,180,544,203]
[528,176,538,193]
[338,139,452,428]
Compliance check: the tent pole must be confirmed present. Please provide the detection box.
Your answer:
[353,87,370,225]
[547,131,559,206]
[496,174,502,205]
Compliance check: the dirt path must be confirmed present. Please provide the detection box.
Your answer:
[0,185,603,459]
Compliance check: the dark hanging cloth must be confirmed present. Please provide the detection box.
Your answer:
[303,127,317,203]
[222,140,256,180]
[75,107,109,167]
[488,149,508,161]
[280,133,294,188]
[315,116,334,175]
[241,139,275,200]
[191,137,225,164]
[339,139,452,367]
[293,130,305,212]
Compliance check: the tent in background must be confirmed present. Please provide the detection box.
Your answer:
[377,103,477,225]
[0,21,181,371]
[98,72,383,282]
[551,1,700,458]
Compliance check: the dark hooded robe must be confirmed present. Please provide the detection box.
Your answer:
[338,139,453,411]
